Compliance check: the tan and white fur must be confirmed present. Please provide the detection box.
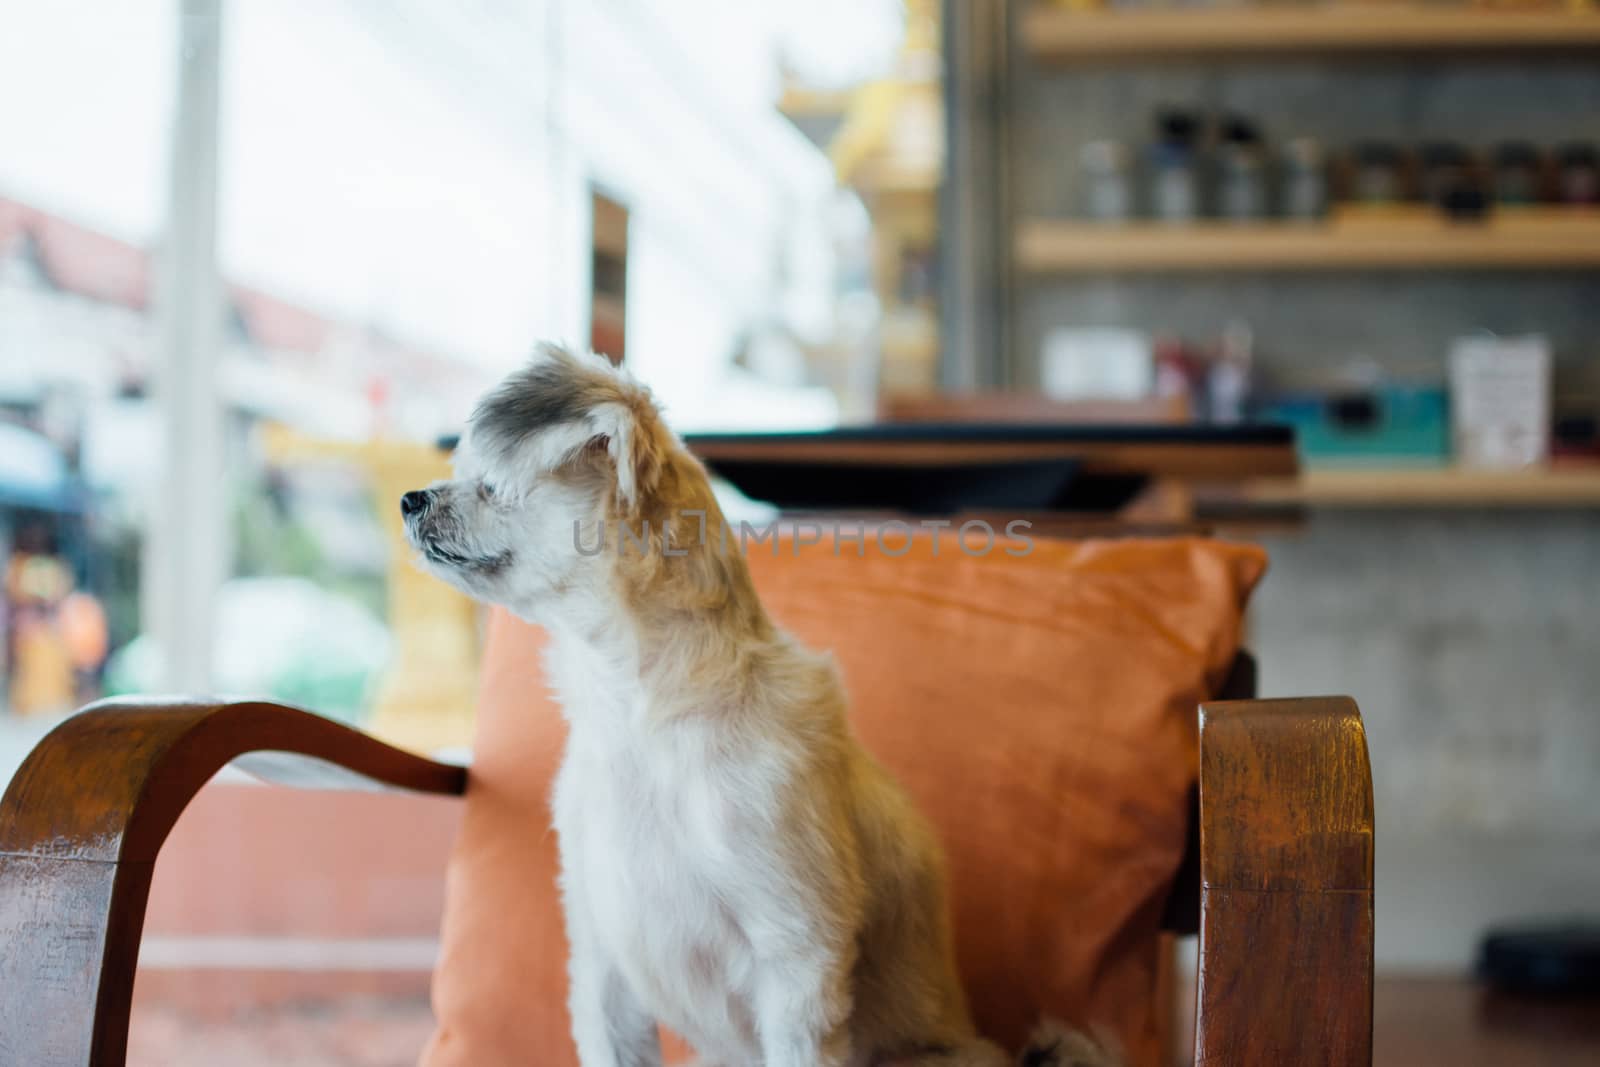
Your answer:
[402,346,1115,1067]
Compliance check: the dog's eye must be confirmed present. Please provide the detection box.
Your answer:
[478,481,496,502]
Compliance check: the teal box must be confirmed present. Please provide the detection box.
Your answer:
[1258,386,1450,466]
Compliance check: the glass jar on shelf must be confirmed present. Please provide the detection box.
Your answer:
[1557,142,1600,206]
[1282,137,1328,222]
[1216,116,1268,223]
[1493,142,1542,207]
[1148,110,1202,224]
[1350,141,1404,205]
[1080,140,1133,223]
[1419,141,1473,209]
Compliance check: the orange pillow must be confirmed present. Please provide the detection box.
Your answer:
[422,535,1265,1067]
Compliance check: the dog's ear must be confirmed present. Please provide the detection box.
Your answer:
[585,394,665,512]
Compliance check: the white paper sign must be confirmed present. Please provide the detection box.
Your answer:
[1040,328,1152,401]
[1448,335,1550,469]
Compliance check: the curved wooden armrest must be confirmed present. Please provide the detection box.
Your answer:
[1193,696,1375,1067]
[0,699,467,1067]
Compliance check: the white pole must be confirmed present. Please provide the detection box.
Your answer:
[144,0,226,694]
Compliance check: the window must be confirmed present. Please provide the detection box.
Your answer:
[2,2,938,1061]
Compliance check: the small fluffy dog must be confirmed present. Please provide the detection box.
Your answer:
[403,346,1114,1067]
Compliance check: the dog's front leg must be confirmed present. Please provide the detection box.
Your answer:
[752,950,853,1067]
[563,874,659,1067]
[568,947,661,1067]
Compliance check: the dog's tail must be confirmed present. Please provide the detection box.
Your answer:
[1015,1018,1123,1067]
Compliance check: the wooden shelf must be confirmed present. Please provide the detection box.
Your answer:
[1243,466,1600,508]
[1016,212,1600,273]
[1024,6,1600,61]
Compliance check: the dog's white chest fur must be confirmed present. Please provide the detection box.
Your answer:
[553,698,773,1060]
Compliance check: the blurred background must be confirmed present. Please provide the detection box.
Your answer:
[1,1,1597,1064]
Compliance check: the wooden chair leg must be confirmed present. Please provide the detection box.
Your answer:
[0,853,153,1064]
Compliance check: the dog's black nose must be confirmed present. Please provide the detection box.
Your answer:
[400,490,429,517]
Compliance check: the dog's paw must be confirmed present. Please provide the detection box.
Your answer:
[1016,1018,1122,1067]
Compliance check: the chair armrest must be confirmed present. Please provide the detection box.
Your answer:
[1193,697,1374,1067]
[0,699,466,1067]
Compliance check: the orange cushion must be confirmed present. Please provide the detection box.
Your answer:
[422,535,1265,1067]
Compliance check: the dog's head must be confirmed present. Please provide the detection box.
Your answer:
[400,344,683,619]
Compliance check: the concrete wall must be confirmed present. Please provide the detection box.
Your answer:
[1252,512,1600,970]
[1005,43,1600,969]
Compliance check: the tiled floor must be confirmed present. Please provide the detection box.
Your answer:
[1371,979,1600,1067]
[124,979,1599,1066]
[1172,977,1600,1067]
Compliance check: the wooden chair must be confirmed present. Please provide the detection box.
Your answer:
[0,651,1372,1066]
